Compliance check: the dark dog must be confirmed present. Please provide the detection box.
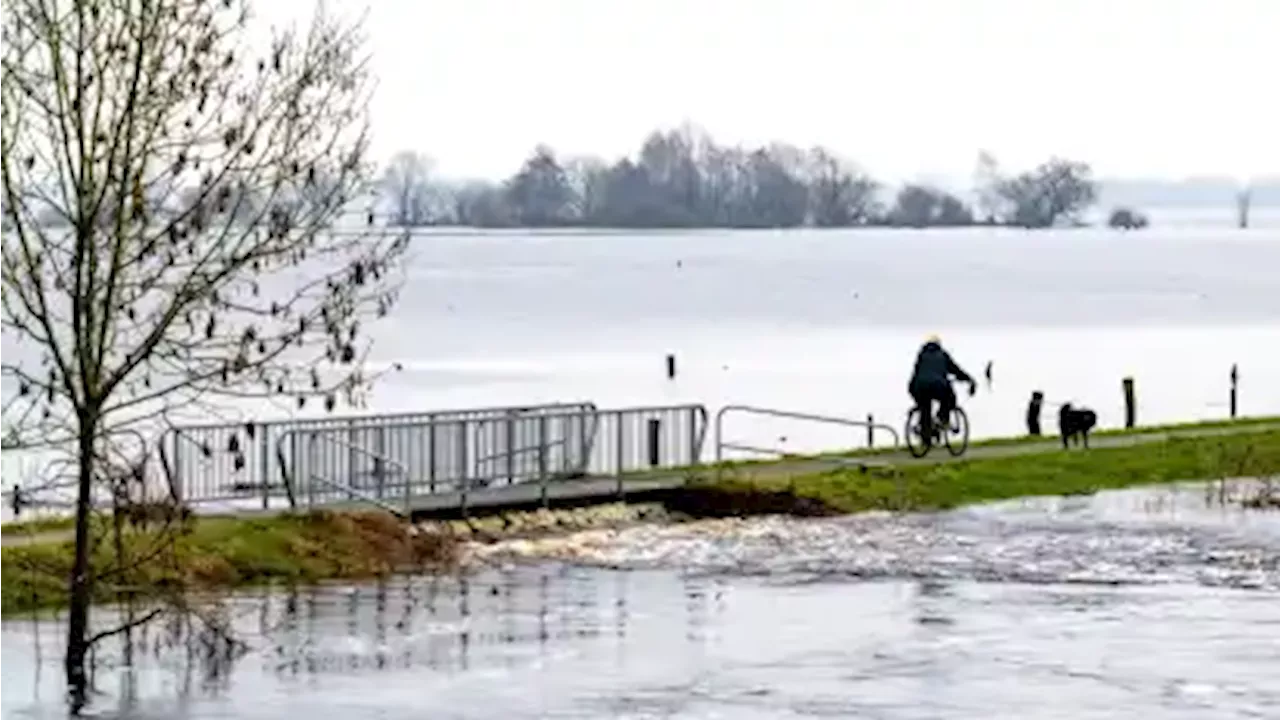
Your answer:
[1059,403,1097,449]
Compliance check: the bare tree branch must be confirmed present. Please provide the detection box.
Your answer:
[2,0,407,699]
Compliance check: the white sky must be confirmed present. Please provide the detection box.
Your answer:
[266,0,1278,182]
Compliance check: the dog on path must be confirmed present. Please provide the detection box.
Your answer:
[1058,403,1098,449]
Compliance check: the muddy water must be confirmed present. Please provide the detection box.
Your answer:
[3,481,1279,719]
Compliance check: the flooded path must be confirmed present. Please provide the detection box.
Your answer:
[3,480,1278,719]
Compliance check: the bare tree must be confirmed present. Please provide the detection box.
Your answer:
[380,150,435,226]
[997,158,1097,228]
[1,0,408,702]
[972,150,1002,224]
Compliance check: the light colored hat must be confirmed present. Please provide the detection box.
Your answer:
[925,334,941,344]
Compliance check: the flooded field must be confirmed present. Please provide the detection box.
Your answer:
[3,481,1278,719]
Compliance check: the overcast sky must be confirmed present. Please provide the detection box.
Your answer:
[266,0,1277,182]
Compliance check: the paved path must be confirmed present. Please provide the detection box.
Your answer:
[4,421,1278,547]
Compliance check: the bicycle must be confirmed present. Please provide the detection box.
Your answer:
[904,383,971,459]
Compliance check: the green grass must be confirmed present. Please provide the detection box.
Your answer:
[1,514,80,536]
[701,427,1280,514]
[698,414,1280,471]
[1,511,459,616]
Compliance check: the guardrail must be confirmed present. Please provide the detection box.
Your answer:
[280,403,709,515]
[161,401,597,510]
[714,404,900,463]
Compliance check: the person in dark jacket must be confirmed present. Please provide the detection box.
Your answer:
[908,335,977,444]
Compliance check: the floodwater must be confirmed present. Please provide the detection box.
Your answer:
[359,223,1280,446]
[5,221,1280,518]
[4,480,1278,719]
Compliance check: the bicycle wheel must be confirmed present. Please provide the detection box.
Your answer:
[943,406,971,457]
[904,406,931,458]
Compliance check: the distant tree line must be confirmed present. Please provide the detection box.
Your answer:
[376,127,1113,230]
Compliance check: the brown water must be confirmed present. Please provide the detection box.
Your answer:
[3,481,1279,719]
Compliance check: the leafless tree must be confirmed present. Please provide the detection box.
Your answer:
[1,0,408,702]
[380,150,435,226]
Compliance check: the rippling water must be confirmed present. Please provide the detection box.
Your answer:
[4,482,1278,719]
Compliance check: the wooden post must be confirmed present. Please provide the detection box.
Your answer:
[647,419,661,467]
[1230,364,1239,419]
[1026,391,1044,436]
[866,414,874,448]
[665,354,676,379]
[1122,377,1136,429]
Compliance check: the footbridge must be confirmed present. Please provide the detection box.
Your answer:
[3,400,902,520]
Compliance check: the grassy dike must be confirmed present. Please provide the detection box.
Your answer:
[676,427,1280,516]
[1,511,462,616]
[4,421,1279,616]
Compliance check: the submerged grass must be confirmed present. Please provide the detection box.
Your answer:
[698,428,1280,514]
[1,510,459,616]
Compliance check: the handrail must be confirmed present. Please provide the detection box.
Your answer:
[169,400,598,432]
[713,404,901,463]
[301,432,411,516]
[473,437,569,467]
[275,408,603,498]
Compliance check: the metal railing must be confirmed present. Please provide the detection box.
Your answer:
[300,433,411,516]
[160,401,597,510]
[279,403,709,515]
[278,408,599,509]
[714,404,900,464]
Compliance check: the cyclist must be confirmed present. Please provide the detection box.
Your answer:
[908,334,977,444]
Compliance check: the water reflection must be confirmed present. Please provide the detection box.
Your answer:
[2,564,740,719]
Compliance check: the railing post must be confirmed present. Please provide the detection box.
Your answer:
[290,433,303,508]
[866,414,874,448]
[615,411,625,497]
[505,414,516,486]
[714,408,724,465]
[538,415,549,508]
[403,435,413,516]
[688,407,699,466]
[647,418,661,467]
[306,433,316,511]
[374,426,387,499]
[457,420,469,494]
[347,418,358,492]
[259,428,271,510]
[427,415,436,494]
[581,411,591,475]
[459,429,469,521]
[172,435,184,505]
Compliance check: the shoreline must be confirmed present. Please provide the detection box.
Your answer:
[3,422,1278,617]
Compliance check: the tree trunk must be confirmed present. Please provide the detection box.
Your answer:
[65,411,98,707]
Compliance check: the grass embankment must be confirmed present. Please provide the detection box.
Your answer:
[677,427,1280,516]
[1,515,81,537]
[1,511,459,616]
[701,414,1280,472]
